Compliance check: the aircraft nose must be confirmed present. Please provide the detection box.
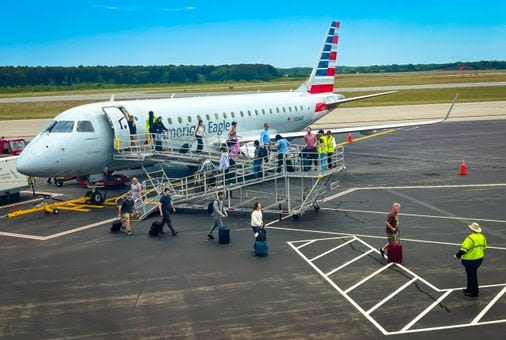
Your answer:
[16,138,55,177]
[16,150,41,176]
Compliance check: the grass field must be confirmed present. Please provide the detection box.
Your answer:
[0,70,505,120]
[1,70,505,98]
[0,86,505,120]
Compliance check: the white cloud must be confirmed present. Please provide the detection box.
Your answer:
[162,6,196,12]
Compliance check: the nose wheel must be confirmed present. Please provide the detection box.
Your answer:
[84,186,106,205]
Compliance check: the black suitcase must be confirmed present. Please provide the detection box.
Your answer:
[218,226,230,244]
[179,143,190,154]
[286,159,295,172]
[149,221,162,237]
[110,220,122,233]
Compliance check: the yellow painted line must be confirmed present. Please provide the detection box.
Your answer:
[336,129,396,147]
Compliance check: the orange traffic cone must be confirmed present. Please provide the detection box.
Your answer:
[347,133,353,143]
[460,160,468,176]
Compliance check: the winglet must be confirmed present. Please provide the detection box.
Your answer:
[109,94,115,102]
[439,93,459,123]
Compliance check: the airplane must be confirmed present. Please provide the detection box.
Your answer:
[16,21,454,181]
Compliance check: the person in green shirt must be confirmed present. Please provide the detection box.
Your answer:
[454,222,487,297]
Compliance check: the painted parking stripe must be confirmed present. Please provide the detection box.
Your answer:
[310,238,356,262]
[366,278,418,315]
[401,290,453,331]
[471,286,506,324]
[325,249,374,277]
[345,262,394,294]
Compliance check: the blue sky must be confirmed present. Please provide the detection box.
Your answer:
[0,0,505,67]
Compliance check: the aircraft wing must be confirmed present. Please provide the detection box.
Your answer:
[279,94,458,139]
[329,90,398,106]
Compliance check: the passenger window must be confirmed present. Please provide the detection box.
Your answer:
[206,114,210,121]
[223,112,227,119]
[231,112,235,118]
[178,117,182,124]
[187,116,192,123]
[49,121,74,133]
[269,108,273,114]
[240,111,244,117]
[276,108,280,113]
[300,105,303,111]
[254,109,259,116]
[247,110,252,117]
[197,115,202,122]
[282,107,286,113]
[294,106,298,111]
[262,109,265,115]
[214,113,219,120]
[288,106,292,112]
[77,121,95,132]
[167,118,172,124]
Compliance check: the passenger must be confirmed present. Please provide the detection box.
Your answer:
[304,127,318,170]
[379,203,401,257]
[326,130,336,169]
[158,188,178,236]
[154,117,168,151]
[317,130,327,174]
[207,191,228,240]
[194,119,205,153]
[218,147,230,185]
[275,134,289,173]
[253,140,264,178]
[251,201,265,249]
[131,177,142,210]
[145,111,156,144]
[196,156,216,189]
[118,192,136,236]
[454,222,487,297]
[260,123,271,152]
[227,121,240,157]
[127,115,137,148]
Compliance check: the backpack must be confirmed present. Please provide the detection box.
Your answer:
[258,147,267,158]
[207,200,216,215]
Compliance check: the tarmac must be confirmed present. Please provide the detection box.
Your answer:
[1,119,506,339]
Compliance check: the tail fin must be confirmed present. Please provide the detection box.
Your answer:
[298,21,340,94]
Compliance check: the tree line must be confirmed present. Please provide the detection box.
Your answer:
[0,60,505,88]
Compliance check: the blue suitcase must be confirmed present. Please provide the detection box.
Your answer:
[254,241,269,256]
[218,227,230,244]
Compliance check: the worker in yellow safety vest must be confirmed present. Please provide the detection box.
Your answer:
[317,130,327,173]
[454,222,487,297]
[325,130,336,169]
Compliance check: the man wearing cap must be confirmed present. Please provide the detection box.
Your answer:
[454,222,487,297]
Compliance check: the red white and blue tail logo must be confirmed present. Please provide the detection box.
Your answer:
[306,21,339,94]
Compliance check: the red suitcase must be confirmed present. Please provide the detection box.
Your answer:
[387,243,403,263]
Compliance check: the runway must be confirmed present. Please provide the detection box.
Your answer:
[1,119,505,339]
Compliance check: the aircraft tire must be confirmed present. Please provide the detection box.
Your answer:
[91,192,104,205]
[55,179,64,187]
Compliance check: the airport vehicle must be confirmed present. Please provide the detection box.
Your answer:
[0,137,27,157]
[16,21,452,181]
[52,173,130,188]
[0,156,29,202]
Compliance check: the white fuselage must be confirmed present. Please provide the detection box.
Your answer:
[16,91,342,177]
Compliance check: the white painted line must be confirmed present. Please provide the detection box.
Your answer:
[401,290,453,331]
[396,263,441,292]
[310,238,356,262]
[354,183,506,191]
[388,318,506,335]
[44,218,117,240]
[325,249,374,277]
[322,188,358,202]
[271,226,506,251]
[296,240,316,249]
[471,286,506,324]
[290,235,355,244]
[366,277,417,315]
[320,207,506,224]
[0,231,46,241]
[288,242,389,335]
[345,263,394,294]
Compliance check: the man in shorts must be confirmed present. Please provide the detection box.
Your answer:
[380,202,401,257]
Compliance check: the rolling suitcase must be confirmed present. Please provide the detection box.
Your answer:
[110,220,122,233]
[254,241,269,256]
[149,221,162,237]
[387,243,403,263]
[218,226,230,244]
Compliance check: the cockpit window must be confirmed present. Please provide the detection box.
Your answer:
[45,121,74,133]
[77,121,95,132]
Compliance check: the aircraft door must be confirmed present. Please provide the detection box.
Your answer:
[102,106,131,151]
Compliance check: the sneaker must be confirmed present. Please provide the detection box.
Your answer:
[173,232,178,237]
[379,248,385,258]
[207,234,214,240]
[127,231,133,236]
